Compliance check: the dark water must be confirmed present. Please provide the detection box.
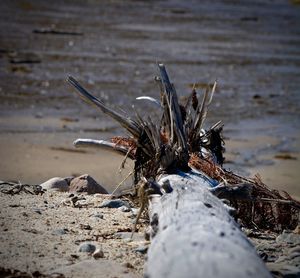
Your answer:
[0,0,299,196]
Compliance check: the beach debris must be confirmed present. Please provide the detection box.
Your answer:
[40,177,69,192]
[61,195,88,207]
[67,63,300,233]
[69,174,108,194]
[0,181,44,195]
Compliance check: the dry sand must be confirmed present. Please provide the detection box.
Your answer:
[0,191,146,277]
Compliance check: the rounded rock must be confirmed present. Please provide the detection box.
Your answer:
[40,177,69,192]
[78,243,96,253]
[69,174,108,194]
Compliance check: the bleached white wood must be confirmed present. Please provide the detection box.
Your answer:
[145,171,271,278]
[73,139,133,158]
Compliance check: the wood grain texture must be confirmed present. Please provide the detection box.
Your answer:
[145,171,271,278]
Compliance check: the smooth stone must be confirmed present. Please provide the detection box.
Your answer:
[78,243,96,253]
[69,174,108,194]
[53,259,138,278]
[40,177,69,192]
[99,199,130,209]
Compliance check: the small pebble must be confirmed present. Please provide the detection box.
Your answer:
[134,245,148,254]
[92,248,104,259]
[78,243,96,253]
[99,199,130,209]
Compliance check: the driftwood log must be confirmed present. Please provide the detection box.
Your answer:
[145,172,271,278]
[66,63,293,277]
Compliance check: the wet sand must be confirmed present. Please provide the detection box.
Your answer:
[0,0,300,198]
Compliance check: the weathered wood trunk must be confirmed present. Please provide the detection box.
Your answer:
[145,171,271,278]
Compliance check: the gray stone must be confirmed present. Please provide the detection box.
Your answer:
[99,199,130,209]
[134,245,148,254]
[69,174,108,194]
[40,177,69,192]
[78,243,96,253]
[276,230,300,245]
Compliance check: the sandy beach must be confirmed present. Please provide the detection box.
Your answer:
[0,0,300,277]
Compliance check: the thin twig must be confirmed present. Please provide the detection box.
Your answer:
[110,171,133,197]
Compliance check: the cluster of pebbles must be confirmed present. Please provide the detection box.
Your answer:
[0,175,147,278]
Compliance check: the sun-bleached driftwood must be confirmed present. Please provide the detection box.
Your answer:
[67,64,273,278]
[145,172,271,278]
[73,138,133,158]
